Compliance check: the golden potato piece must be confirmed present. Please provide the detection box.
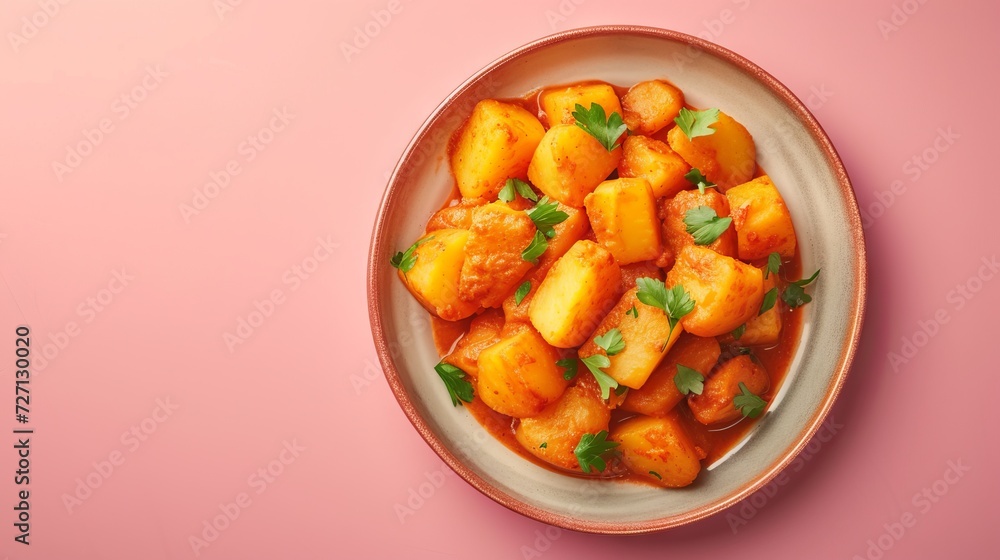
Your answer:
[426,198,487,232]
[540,83,622,127]
[528,124,621,208]
[726,269,782,345]
[514,383,611,471]
[477,327,568,418]
[659,188,738,269]
[502,203,590,324]
[451,99,545,199]
[529,240,621,348]
[621,80,684,136]
[611,414,705,487]
[688,355,769,425]
[666,245,764,337]
[578,287,683,389]
[584,178,663,265]
[459,202,537,308]
[726,175,797,260]
[442,309,504,379]
[667,110,756,190]
[618,135,692,199]
[621,334,721,417]
[398,229,479,321]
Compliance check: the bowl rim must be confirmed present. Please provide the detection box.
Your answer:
[367,24,867,534]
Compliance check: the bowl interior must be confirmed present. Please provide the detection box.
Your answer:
[370,27,864,533]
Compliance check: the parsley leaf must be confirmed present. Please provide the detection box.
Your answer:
[525,196,569,238]
[732,324,746,340]
[684,168,716,194]
[765,252,782,279]
[626,305,638,318]
[514,281,531,306]
[635,277,669,309]
[499,178,537,203]
[782,269,821,308]
[556,358,578,381]
[572,103,628,152]
[635,278,695,350]
[574,430,620,474]
[734,382,766,418]
[759,287,779,315]
[649,470,662,480]
[674,107,720,140]
[434,362,474,406]
[674,364,705,396]
[684,206,733,245]
[594,328,625,356]
[521,231,548,264]
[390,236,433,274]
[581,354,618,400]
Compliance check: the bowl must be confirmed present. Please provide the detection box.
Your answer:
[367,25,866,534]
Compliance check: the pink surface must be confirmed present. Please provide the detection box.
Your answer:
[0,0,996,558]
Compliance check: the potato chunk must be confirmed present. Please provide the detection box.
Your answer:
[659,188,738,269]
[528,124,621,207]
[477,327,568,418]
[459,202,537,308]
[726,175,797,260]
[611,414,704,487]
[621,80,684,136]
[667,110,755,190]
[729,269,782,345]
[688,355,769,425]
[540,83,622,126]
[618,135,692,199]
[398,229,479,321]
[666,245,764,337]
[502,203,590,324]
[426,197,487,232]
[583,178,662,265]
[451,100,545,199]
[578,287,683,390]
[621,334,721,417]
[442,310,504,379]
[514,382,611,471]
[529,240,621,348]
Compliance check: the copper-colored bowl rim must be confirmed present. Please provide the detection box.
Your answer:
[367,25,867,534]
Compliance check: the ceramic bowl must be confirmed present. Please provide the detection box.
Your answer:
[367,25,866,534]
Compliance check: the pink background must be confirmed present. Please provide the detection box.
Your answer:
[1,0,997,558]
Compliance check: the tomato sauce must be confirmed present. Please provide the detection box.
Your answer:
[430,80,805,481]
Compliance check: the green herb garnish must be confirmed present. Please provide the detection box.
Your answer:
[674,364,705,396]
[684,168,716,194]
[574,430,619,474]
[635,278,695,350]
[782,269,821,308]
[514,281,531,306]
[525,196,569,238]
[734,382,766,418]
[390,236,433,273]
[498,178,538,203]
[572,103,628,152]
[521,231,548,264]
[674,107,719,140]
[593,328,625,356]
[434,362,474,406]
[684,206,732,245]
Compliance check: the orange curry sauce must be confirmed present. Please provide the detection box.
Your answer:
[430,82,804,483]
